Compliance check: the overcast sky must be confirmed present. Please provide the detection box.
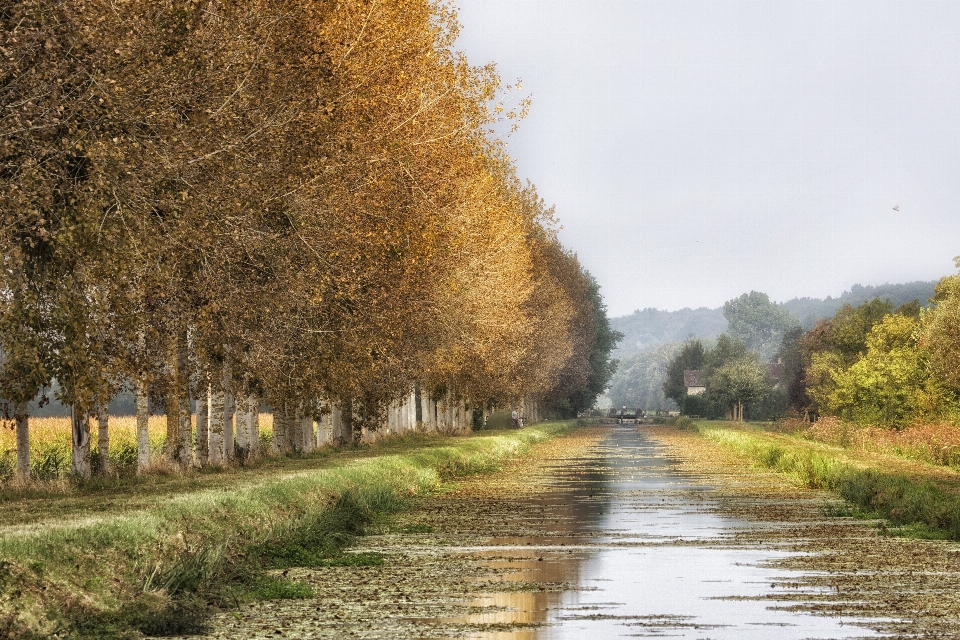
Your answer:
[455,0,960,316]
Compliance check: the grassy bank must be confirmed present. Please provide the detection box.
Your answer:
[689,420,960,541]
[0,421,578,639]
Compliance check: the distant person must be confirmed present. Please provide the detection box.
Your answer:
[511,408,519,428]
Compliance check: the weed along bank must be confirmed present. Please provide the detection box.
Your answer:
[0,423,580,637]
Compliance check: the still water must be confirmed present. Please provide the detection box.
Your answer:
[430,425,884,639]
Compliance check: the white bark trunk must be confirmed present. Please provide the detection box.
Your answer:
[15,402,29,482]
[136,381,150,474]
[97,404,110,475]
[71,405,91,478]
[409,391,416,432]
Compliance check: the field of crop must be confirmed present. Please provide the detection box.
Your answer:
[0,414,276,481]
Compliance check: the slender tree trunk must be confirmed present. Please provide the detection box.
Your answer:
[234,393,248,454]
[165,338,181,467]
[248,395,260,456]
[71,405,91,479]
[209,382,225,464]
[302,405,315,453]
[223,360,234,461]
[136,380,150,474]
[331,403,346,446]
[97,403,110,475]
[178,373,192,468]
[15,402,29,483]
[291,404,302,453]
[195,380,209,466]
[414,384,423,425]
[342,398,356,445]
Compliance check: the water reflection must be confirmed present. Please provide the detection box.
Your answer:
[433,426,884,639]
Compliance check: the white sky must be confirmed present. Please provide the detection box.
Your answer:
[455,0,960,316]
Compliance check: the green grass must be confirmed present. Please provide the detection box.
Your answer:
[690,421,960,541]
[243,574,315,600]
[0,421,578,639]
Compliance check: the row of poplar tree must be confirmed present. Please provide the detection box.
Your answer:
[0,1,620,480]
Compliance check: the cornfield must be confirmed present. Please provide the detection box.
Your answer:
[0,415,275,481]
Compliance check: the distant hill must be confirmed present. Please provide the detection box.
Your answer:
[610,280,939,359]
[610,307,727,358]
[782,281,938,328]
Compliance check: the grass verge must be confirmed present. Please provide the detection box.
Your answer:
[689,421,960,541]
[0,421,577,639]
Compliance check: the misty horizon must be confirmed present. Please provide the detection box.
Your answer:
[456,1,960,316]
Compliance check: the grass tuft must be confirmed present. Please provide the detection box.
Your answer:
[698,422,960,541]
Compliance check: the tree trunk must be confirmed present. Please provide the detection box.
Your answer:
[15,402,29,483]
[209,382,225,464]
[301,405,315,453]
[331,403,347,446]
[136,380,150,474]
[165,339,181,467]
[291,404,302,453]
[342,398,356,445]
[414,384,423,425]
[195,380,209,466]
[97,403,110,475]
[178,375,193,468]
[71,405,91,479]
[223,360,234,461]
[165,393,179,467]
[234,393,248,455]
[248,394,260,456]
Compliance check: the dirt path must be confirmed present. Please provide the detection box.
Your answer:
[176,425,960,639]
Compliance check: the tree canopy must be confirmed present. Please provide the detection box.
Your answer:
[0,0,618,474]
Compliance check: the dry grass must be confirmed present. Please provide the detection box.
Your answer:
[0,414,276,480]
[796,416,960,469]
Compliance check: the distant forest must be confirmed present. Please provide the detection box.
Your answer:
[611,280,938,360]
[605,280,939,412]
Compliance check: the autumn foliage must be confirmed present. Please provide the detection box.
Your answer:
[0,0,616,477]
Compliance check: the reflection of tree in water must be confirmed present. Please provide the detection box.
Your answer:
[456,431,622,633]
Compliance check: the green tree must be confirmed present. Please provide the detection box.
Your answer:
[828,298,895,366]
[709,355,770,421]
[924,259,960,396]
[662,339,705,406]
[723,292,799,360]
[828,314,926,427]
